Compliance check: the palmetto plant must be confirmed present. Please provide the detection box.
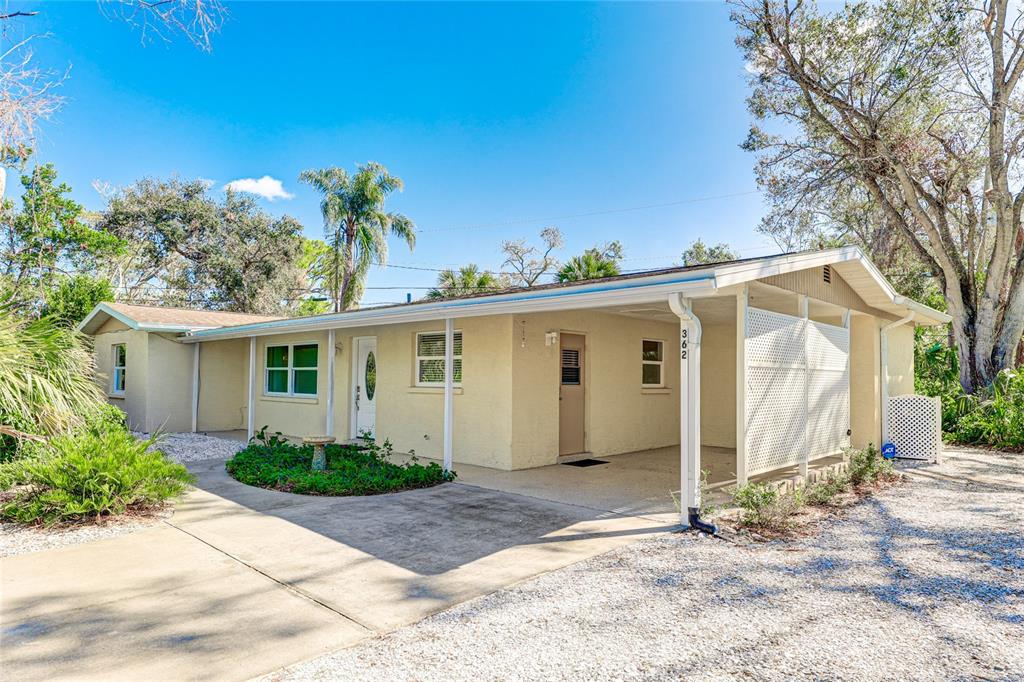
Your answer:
[0,306,106,457]
[298,163,415,312]
[427,264,507,300]
[557,242,623,283]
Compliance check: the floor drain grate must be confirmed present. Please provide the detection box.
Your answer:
[562,458,608,467]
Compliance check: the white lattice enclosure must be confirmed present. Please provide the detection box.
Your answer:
[886,394,942,461]
[744,307,850,478]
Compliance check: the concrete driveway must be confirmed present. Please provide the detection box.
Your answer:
[1,458,673,681]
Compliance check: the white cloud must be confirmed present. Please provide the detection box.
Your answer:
[224,175,294,201]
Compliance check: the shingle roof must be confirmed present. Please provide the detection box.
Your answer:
[79,302,283,334]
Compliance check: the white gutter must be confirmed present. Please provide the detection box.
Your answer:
[668,292,715,533]
[880,311,915,444]
[183,274,719,342]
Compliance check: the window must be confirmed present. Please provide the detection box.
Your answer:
[561,349,581,385]
[111,344,126,394]
[265,343,318,396]
[642,339,664,387]
[416,331,462,386]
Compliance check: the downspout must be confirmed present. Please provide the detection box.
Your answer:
[880,312,915,444]
[668,293,717,535]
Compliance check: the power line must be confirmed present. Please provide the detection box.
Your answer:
[418,189,762,233]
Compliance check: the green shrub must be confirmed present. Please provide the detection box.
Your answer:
[732,481,802,530]
[1,425,194,525]
[805,470,849,505]
[848,444,896,487]
[226,437,455,496]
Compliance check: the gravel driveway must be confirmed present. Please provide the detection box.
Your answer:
[267,447,1023,682]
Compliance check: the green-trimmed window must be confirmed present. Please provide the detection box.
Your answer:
[111,343,126,394]
[265,343,318,396]
[416,331,462,386]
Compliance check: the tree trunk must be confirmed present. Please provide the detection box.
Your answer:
[340,219,356,311]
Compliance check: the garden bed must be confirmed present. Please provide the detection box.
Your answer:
[225,435,455,496]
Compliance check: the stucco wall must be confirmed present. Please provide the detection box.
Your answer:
[93,329,149,431]
[886,323,916,397]
[145,334,194,432]
[251,331,331,438]
[196,338,249,432]
[850,313,881,449]
[509,310,682,469]
[701,322,736,448]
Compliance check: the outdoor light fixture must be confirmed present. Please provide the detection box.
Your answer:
[545,331,559,346]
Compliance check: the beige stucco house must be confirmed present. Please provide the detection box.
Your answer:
[80,247,949,526]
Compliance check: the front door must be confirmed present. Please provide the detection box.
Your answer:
[559,333,585,455]
[354,337,377,438]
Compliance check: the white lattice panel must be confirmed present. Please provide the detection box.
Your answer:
[744,309,850,477]
[807,369,850,456]
[746,308,805,367]
[887,395,942,461]
[746,366,806,474]
[807,321,849,371]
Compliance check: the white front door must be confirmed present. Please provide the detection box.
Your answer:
[354,337,377,438]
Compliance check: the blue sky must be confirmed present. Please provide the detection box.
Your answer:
[15,1,771,305]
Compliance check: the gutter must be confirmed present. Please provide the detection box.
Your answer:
[183,273,719,342]
[880,311,915,444]
[667,292,718,535]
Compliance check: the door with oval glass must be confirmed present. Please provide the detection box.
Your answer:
[354,337,377,438]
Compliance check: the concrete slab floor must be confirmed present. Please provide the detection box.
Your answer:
[1,456,674,681]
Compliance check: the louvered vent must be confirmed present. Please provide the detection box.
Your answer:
[561,349,581,385]
[823,264,832,284]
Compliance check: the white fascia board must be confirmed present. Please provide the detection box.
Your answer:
[182,274,719,342]
[711,246,862,289]
[77,303,140,333]
[894,296,952,325]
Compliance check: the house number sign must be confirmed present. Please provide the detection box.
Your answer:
[680,328,688,360]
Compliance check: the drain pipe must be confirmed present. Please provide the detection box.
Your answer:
[668,293,718,535]
[880,312,915,444]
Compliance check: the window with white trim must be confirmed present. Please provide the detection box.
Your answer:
[265,343,318,396]
[416,331,462,386]
[111,344,126,394]
[642,339,664,387]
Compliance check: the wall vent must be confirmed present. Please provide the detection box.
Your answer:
[823,264,832,284]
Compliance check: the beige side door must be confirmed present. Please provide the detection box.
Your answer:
[559,333,586,456]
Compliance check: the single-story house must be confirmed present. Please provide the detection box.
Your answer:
[79,247,949,525]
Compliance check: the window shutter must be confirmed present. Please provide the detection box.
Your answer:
[561,348,581,385]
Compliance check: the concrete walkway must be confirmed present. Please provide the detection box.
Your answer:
[1,458,674,681]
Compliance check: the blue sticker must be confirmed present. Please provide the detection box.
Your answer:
[881,442,897,459]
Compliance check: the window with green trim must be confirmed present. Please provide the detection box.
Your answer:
[265,343,318,396]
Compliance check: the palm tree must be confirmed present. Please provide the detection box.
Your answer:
[557,242,623,282]
[298,163,415,312]
[426,265,507,299]
[0,307,106,458]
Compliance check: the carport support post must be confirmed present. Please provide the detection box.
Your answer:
[443,317,454,472]
[669,294,701,527]
[326,329,336,437]
[191,343,200,433]
[247,336,256,441]
[736,286,747,487]
[799,294,809,478]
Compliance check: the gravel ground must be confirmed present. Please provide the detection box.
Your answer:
[0,513,168,558]
[136,431,246,463]
[1,433,240,558]
[269,447,1024,682]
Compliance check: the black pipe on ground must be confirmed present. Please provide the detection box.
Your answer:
[687,507,718,535]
